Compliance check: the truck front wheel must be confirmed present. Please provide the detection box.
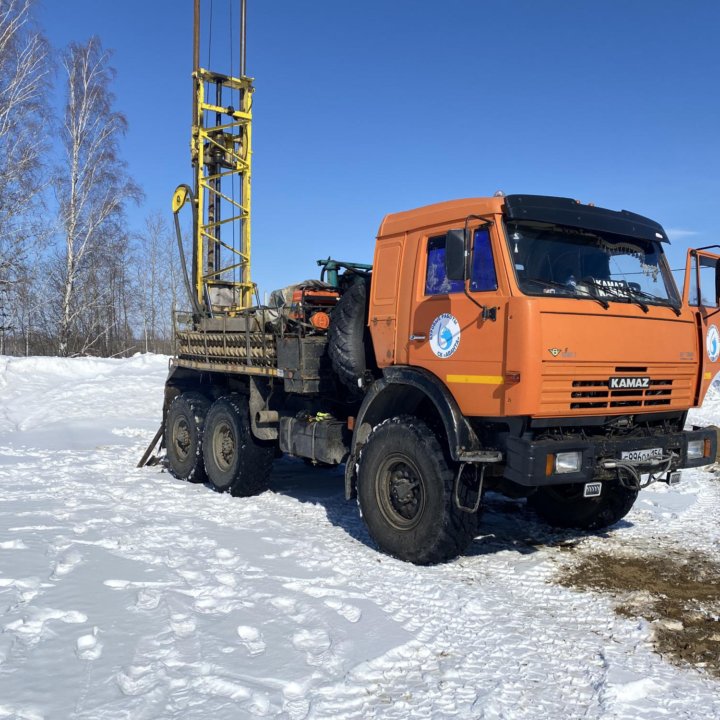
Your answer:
[528,481,638,530]
[357,416,479,565]
[165,391,210,483]
[203,395,274,497]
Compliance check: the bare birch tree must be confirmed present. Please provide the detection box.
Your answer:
[54,36,141,356]
[134,212,184,354]
[0,0,50,327]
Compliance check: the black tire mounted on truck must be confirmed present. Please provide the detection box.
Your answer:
[328,280,369,398]
[357,416,479,565]
[203,395,274,497]
[528,481,638,530]
[165,391,210,483]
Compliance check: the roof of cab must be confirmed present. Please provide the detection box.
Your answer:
[377,197,505,238]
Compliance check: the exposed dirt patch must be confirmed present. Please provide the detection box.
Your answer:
[558,551,720,677]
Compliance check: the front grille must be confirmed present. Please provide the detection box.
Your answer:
[539,364,694,415]
[571,375,673,409]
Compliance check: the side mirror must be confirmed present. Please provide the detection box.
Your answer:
[445,229,466,281]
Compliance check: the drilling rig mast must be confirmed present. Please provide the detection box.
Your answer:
[173,0,254,315]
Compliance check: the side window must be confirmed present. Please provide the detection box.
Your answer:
[689,255,719,308]
[470,227,498,292]
[425,235,464,295]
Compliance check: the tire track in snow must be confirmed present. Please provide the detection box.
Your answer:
[250,492,611,719]
[239,486,720,719]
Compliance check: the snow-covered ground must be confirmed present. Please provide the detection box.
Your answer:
[0,355,719,720]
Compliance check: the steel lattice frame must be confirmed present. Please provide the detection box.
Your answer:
[192,68,254,312]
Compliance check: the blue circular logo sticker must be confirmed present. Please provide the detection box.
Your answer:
[708,325,720,363]
[430,313,461,359]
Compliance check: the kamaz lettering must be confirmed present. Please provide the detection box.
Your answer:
[609,376,651,390]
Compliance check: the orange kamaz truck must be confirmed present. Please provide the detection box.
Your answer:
[148,193,720,565]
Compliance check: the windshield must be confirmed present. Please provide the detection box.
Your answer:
[504,221,678,306]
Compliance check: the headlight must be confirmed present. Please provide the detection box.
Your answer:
[687,439,705,460]
[555,451,582,473]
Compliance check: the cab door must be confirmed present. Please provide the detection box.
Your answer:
[683,248,720,404]
[405,223,508,416]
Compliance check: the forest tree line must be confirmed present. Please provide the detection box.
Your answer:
[0,0,185,357]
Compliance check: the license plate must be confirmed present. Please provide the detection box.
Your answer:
[621,447,662,462]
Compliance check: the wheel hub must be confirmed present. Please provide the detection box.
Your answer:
[213,421,236,471]
[377,456,425,530]
[389,470,420,516]
[173,418,191,460]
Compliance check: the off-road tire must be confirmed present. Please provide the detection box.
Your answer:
[328,280,369,398]
[165,391,210,483]
[528,481,638,530]
[203,395,274,497]
[357,416,480,565]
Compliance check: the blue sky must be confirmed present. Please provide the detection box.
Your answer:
[36,0,720,294]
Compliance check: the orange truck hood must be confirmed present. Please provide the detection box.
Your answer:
[504,299,699,417]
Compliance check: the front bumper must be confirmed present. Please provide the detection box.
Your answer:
[503,426,718,487]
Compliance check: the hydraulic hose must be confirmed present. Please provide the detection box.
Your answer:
[172,184,205,319]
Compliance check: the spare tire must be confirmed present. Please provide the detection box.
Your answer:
[328,280,370,398]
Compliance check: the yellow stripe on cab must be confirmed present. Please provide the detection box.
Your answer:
[446,374,504,385]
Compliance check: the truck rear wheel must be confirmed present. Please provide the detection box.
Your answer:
[165,391,210,483]
[528,481,638,530]
[203,395,274,497]
[357,416,479,565]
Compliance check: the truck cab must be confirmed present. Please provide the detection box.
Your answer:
[345,194,718,559]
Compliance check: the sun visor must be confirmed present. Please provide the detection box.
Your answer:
[503,194,669,243]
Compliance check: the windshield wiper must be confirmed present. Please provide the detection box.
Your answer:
[624,286,681,316]
[528,278,609,309]
[620,288,649,313]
